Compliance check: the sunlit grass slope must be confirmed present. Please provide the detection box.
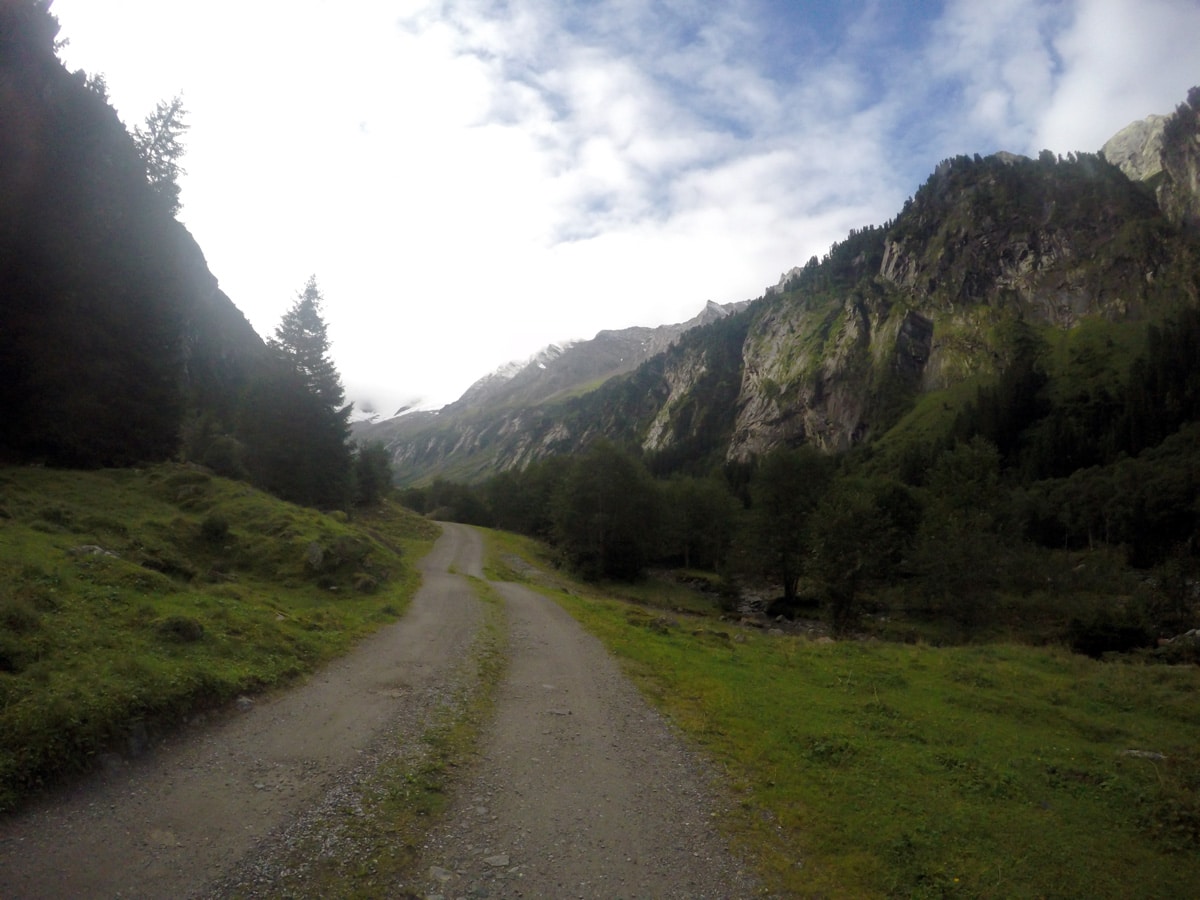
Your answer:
[0,463,439,812]
[485,529,1200,899]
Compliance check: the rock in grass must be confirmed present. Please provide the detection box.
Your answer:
[1120,749,1167,761]
[69,544,118,558]
[156,615,204,643]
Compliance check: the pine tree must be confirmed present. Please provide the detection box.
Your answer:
[240,276,355,509]
[745,446,833,605]
[133,96,188,215]
[270,276,347,412]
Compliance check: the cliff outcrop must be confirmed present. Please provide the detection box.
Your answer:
[363,88,1200,485]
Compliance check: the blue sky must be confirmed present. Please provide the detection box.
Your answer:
[49,0,1200,416]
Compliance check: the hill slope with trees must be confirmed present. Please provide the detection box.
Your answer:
[395,88,1200,654]
[0,1,386,510]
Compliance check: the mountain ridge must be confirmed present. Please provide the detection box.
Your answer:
[360,87,1200,485]
[442,298,751,416]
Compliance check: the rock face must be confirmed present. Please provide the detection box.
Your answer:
[365,88,1200,485]
[1157,88,1200,230]
[1102,114,1167,182]
[1102,90,1200,232]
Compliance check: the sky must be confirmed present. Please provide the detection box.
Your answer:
[48,0,1200,417]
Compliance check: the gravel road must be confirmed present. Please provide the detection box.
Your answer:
[0,523,485,898]
[411,579,762,899]
[0,523,762,898]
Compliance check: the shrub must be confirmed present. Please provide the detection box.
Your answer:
[1068,613,1154,658]
[155,615,205,643]
[199,513,230,545]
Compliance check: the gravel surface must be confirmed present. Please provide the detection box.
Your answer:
[0,523,764,898]
[409,580,764,899]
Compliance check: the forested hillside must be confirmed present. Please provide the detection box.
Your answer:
[398,88,1200,654]
[0,1,384,510]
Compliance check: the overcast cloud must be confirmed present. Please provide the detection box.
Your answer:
[48,0,1200,416]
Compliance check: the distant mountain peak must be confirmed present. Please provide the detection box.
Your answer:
[437,302,747,416]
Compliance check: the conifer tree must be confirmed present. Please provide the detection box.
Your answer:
[133,96,188,215]
[746,446,833,605]
[270,276,347,412]
[239,276,354,509]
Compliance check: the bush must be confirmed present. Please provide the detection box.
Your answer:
[199,513,230,545]
[200,435,247,480]
[155,615,205,643]
[1068,613,1154,658]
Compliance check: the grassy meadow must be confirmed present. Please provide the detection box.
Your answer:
[0,464,439,812]
[484,529,1200,899]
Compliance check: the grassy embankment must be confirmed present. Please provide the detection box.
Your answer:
[0,463,440,813]
[484,529,1200,899]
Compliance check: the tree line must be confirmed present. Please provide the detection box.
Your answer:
[399,309,1200,651]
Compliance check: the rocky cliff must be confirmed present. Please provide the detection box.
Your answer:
[1156,87,1200,231]
[1102,115,1167,183]
[364,88,1200,485]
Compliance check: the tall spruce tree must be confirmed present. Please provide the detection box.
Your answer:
[242,276,354,508]
[133,96,188,216]
[552,441,660,580]
[271,276,347,411]
[746,446,833,606]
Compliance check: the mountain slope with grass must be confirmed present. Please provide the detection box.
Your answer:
[0,463,438,813]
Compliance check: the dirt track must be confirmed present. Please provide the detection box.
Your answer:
[0,524,760,898]
[411,578,761,898]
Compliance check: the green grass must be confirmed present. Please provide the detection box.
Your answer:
[0,463,439,812]
[485,530,1200,898]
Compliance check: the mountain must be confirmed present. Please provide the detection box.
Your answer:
[363,87,1200,485]
[445,299,750,415]
[0,1,268,466]
[355,299,750,480]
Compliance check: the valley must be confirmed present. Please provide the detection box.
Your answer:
[2,4,1199,896]
[4,501,1197,897]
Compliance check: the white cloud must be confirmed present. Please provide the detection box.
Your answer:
[1033,0,1200,152]
[45,0,1200,415]
[915,0,1061,155]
